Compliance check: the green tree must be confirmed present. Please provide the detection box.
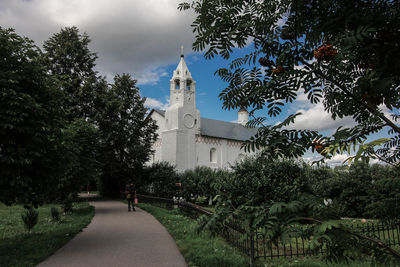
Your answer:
[43,26,104,200]
[141,162,179,198]
[42,26,98,120]
[181,166,217,201]
[58,119,101,203]
[179,0,400,166]
[0,28,65,206]
[96,74,158,197]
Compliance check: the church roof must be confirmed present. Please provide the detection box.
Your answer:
[200,117,257,141]
[151,109,257,141]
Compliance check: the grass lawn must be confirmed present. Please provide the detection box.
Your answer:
[138,202,394,267]
[137,202,253,267]
[0,202,94,267]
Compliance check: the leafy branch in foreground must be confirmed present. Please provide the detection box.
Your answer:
[180,0,400,166]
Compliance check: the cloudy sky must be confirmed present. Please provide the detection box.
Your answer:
[1,0,386,166]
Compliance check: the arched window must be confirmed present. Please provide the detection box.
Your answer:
[210,148,217,163]
[186,79,192,90]
[175,79,180,89]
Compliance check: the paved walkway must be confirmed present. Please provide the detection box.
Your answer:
[38,200,187,267]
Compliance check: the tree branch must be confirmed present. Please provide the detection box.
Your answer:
[300,60,400,135]
[350,231,400,259]
[371,150,399,169]
[298,216,400,259]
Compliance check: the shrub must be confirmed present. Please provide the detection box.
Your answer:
[141,162,180,198]
[62,193,74,213]
[21,207,38,232]
[364,165,400,219]
[51,207,60,221]
[308,162,400,219]
[180,166,220,202]
[219,157,310,207]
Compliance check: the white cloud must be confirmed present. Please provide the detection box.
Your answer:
[287,102,356,132]
[303,152,381,167]
[145,97,169,110]
[0,0,196,85]
[136,68,168,85]
[325,154,351,166]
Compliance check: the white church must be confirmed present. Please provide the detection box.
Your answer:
[147,52,257,172]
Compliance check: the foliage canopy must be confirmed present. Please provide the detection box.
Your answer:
[0,27,64,206]
[179,0,400,166]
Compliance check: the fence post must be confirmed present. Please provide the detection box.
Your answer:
[250,230,255,265]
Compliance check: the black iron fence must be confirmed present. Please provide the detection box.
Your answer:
[137,194,175,209]
[137,194,251,256]
[136,194,400,263]
[252,220,400,260]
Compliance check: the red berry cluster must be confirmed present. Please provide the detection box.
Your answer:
[271,66,285,74]
[312,140,327,156]
[259,57,273,67]
[314,44,337,61]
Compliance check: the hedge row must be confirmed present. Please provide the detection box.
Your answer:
[138,157,400,219]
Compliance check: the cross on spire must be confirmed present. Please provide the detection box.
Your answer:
[180,45,184,57]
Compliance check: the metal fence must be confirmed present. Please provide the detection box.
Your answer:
[253,220,400,260]
[136,194,400,263]
[137,194,252,256]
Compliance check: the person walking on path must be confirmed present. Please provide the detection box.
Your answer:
[126,183,136,211]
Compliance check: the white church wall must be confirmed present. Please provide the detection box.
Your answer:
[147,111,166,165]
[196,135,222,169]
[195,135,252,170]
[151,111,166,135]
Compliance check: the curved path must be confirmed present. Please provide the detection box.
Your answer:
[38,200,187,267]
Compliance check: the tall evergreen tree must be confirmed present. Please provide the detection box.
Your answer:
[42,26,98,120]
[42,27,102,201]
[96,74,158,196]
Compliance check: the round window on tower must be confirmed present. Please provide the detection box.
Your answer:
[183,113,195,129]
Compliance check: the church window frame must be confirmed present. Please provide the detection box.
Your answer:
[175,79,180,89]
[186,79,192,90]
[210,148,217,163]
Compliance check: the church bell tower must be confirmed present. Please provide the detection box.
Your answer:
[162,46,200,171]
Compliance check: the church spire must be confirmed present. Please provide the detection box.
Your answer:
[172,48,192,81]
[168,50,196,107]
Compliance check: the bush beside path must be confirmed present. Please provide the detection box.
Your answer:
[0,202,94,267]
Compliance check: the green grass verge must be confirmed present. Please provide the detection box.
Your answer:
[138,203,390,267]
[137,203,252,267]
[0,202,94,267]
[257,257,375,267]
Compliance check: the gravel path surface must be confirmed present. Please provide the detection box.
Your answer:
[37,200,187,267]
